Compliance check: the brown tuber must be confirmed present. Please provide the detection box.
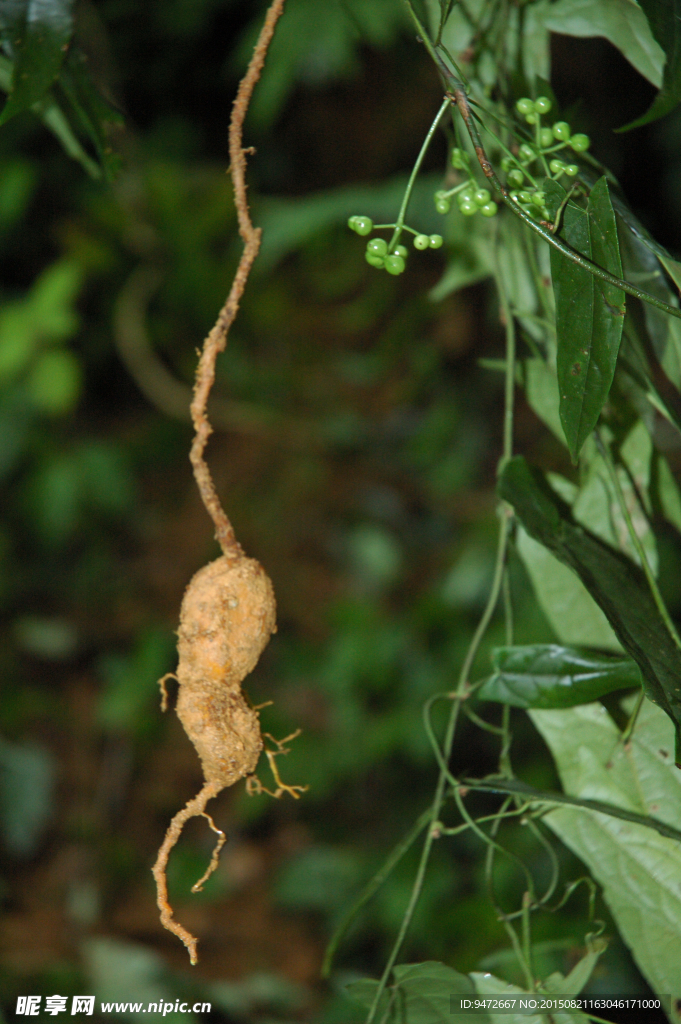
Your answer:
[175,555,275,789]
[151,0,300,967]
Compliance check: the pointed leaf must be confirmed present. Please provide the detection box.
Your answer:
[347,962,491,1024]
[499,456,681,757]
[530,699,681,1008]
[620,0,681,128]
[477,644,641,709]
[544,0,664,88]
[549,178,626,461]
[0,0,74,124]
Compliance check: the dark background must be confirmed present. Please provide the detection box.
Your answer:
[0,1,678,1020]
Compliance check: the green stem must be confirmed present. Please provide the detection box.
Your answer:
[388,97,449,252]
[594,430,681,652]
[322,808,432,978]
[462,777,681,844]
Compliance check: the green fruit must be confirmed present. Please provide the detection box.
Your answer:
[565,164,579,176]
[539,127,554,148]
[535,96,552,114]
[435,198,451,214]
[451,147,466,168]
[531,191,545,206]
[519,143,535,162]
[518,191,533,204]
[474,188,491,206]
[353,216,373,236]
[384,254,405,275]
[392,244,408,258]
[459,200,477,216]
[366,237,388,256]
[552,121,571,141]
[525,113,538,125]
[507,168,524,187]
[516,97,534,115]
[365,252,385,268]
[428,234,444,248]
[414,233,430,250]
[458,187,475,203]
[501,156,513,172]
[570,133,590,152]
[480,202,498,217]
[549,159,564,174]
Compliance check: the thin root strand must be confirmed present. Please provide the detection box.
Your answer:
[191,812,227,893]
[246,730,309,800]
[158,672,178,712]
[151,780,222,965]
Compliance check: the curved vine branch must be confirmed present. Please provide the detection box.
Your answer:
[189,0,287,558]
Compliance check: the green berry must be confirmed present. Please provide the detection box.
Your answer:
[519,143,535,162]
[366,237,388,257]
[565,164,579,177]
[549,159,565,174]
[501,156,514,172]
[552,121,571,141]
[348,215,359,230]
[459,199,477,216]
[458,187,475,203]
[451,147,466,169]
[414,233,430,250]
[530,191,545,206]
[516,97,534,115]
[474,188,491,206]
[570,133,590,152]
[535,96,552,114]
[384,254,405,275]
[435,198,451,214]
[428,234,444,248]
[365,252,385,268]
[525,112,538,125]
[507,168,524,187]
[353,216,373,236]
[392,244,408,258]
[480,202,498,217]
[539,127,554,148]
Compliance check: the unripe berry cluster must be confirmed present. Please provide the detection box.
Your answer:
[347,217,443,275]
[433,149,499,220]
[497,98,591,219]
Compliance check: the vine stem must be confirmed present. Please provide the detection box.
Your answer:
[364,234,516,1024]
[594,430,681,652]
[189,0,287,558]
[388,97,450,252]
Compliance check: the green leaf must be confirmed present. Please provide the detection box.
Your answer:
[55,48,123,182]
[0,0,74,125]
[544,0,664,87]
[616,207,681,394]
[347,962,492,1024]
[530,698,681,1008]
[549,177,626,462]
[572,421,657,574]
[516,527,622,650]
[524,358,565,444]
[499,456,681,758]
[477,644,641,709]
[471,972,591,1023]
[620,0,681,128]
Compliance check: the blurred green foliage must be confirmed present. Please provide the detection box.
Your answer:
[0,1,676,1021]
